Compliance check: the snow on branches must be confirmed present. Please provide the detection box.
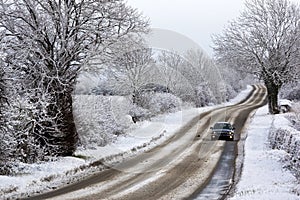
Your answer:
[213,0,300,114]
[0,0,148,173]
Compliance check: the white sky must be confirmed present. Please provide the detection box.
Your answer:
[126,0,299,56]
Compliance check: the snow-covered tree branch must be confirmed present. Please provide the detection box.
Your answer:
[111,48,154,104]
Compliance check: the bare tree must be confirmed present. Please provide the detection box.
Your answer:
[111,48,154,104]
[157,51,184,91]
[213,0,300,114]
[155,49,223,107]
[185,49,226,103]
[0,0,148,157]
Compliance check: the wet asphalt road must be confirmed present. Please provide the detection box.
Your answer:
[192,85,267,200]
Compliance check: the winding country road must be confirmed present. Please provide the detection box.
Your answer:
[27,85,267,200]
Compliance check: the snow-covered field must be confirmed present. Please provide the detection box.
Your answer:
[229,105,300,200]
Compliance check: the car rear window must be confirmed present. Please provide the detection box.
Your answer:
[213,123,231,129]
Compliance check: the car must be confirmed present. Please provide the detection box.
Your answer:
[210,122,235,141]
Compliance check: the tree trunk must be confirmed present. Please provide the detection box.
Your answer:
[265,81,280,114]
[132,89,140,105]
[46,83,78,156]
[58,91,78,156]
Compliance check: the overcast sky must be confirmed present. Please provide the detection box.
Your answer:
[126,0,299,56]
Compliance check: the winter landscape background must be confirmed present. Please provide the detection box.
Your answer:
[0,0,299,199]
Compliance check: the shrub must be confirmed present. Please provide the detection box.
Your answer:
[138,93,182,114]
[73,95,132,148]
[194,84,217,107]
[129,104,152,123]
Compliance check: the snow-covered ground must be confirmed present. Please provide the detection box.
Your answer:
[0,85,253,199]
[228,105,300,200]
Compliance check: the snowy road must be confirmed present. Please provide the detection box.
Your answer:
[27,85,267,200]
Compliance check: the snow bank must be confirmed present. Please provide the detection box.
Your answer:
[229,106,299,200]
[279,99,292,108]
[0,157,86,199]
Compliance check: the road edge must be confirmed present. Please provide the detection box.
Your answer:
[225,108,259,199]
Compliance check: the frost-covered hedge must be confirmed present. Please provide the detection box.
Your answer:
[269,105,300,181]
[137,92,182,114]
[73,93,182,148]
[73,95,133,148]
[269,127,300,181]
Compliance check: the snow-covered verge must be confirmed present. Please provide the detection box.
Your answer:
[229,105,300,200]
[0,85,253,199]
